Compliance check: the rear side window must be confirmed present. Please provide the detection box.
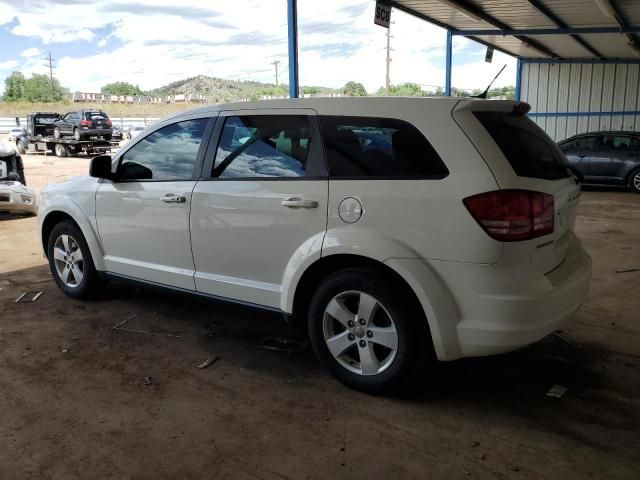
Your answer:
[319,116,448,178]
[213,115,313,178]
[600,135,640,151]
[474,112,570,180]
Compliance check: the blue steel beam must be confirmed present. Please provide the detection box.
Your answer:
[445,30,452,96]
[515,58,521,101]
[287,0,299,99]
[451,26,640,36]
[521,58,640,64]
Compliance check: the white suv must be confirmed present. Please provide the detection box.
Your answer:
[38,98,591,393]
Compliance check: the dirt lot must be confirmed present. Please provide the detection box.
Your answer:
[1,149,639,479]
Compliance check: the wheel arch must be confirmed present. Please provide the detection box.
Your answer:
[288,253,458,360]
[40,207,105,270]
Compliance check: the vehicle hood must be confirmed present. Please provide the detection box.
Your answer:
[41,175,96,195]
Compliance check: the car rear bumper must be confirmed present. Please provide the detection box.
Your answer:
[80,127,112,136]
[434,234,591,357]
[0,185,37,214]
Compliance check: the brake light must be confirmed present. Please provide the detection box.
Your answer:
[80,119,91,126]
[463,190,554,242]
[105,119,112,127]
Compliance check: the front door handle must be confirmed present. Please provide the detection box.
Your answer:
[281,197,318,209]
[161,194,186,204]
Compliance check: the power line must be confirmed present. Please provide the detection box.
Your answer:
[43,51,55,102]
[271,60,281,86]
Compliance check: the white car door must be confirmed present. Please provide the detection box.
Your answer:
[190,109,328,308]
[96,115,214,289]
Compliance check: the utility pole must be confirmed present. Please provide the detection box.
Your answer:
[271,60,281,87]
[385,24,392,94]
[43,52,55,102]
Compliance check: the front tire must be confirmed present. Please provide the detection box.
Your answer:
[308,268,430,394]
[47,221,102,299]
[16,140,26,155]
[53,127,61,139]
[628,167,640,193]
[73,128,82,141]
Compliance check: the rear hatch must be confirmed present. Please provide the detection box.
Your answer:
[453,100,581,274]
[84,111,111,129]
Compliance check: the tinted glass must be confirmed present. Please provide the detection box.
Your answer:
[214,115,311,178]
[600,135,639,151]
[559,136,596,151]
[319,116,448,178]
[84,111,108,120]
[119,118,208,180]
[474,112,570,180]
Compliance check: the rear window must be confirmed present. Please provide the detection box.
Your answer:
[84,111,108,120]
[319,116,448,178]
[474,111,570,180]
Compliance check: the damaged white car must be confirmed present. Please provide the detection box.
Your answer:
[0,143,37,215]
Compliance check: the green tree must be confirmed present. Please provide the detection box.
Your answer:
[375,83,428,96]
[101,81,143,96]
[302,86,321,95]
[2,71,26,102]
[343,81,367,96]
[22,73,66,102]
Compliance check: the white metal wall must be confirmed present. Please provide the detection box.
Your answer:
[520,62,640,142]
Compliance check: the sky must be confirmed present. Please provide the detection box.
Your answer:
[0,0,517,95]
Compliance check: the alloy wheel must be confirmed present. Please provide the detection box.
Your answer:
[53,234,84,288]
[322,290,398,376]
[633,171,640,192]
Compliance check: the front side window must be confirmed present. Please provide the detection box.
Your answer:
[559,136,596,152]
[118,118,208,180]
[319,116,448,178]
[213,115,312,178]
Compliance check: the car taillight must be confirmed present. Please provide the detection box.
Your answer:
[80,119,91,126]
[105,119,112,127]
[463,190,554,242]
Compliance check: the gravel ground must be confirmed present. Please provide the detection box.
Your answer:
[1,147,639,479]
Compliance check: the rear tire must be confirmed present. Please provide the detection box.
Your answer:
[47,220,102,299]
[628,167,640,193]
[73,128,82,141]
[54,143,68,158]
[53,127,61,139]
[308,268,431,394]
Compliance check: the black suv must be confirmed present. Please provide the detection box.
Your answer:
[53,109,113,141]
[558,131,640,193]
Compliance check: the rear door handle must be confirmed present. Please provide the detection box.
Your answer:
[161,194,186,204]
[281,197,318,209]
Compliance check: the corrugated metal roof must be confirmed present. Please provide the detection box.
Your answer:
[392,0,640,59]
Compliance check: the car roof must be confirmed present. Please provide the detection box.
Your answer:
[564,130,640,140]
[163,96,486,123]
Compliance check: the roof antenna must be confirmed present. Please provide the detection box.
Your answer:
[474,64,507,99]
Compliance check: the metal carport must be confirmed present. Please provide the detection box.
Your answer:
[286,0,640,141]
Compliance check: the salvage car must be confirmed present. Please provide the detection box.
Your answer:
[0,143,37,215]
[38,98,591,393]
[53,109,113,141]
[558,131,640,192]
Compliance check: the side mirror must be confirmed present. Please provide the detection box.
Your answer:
[89,155,114,180]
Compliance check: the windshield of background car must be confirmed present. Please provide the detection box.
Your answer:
[34,115,60,125]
